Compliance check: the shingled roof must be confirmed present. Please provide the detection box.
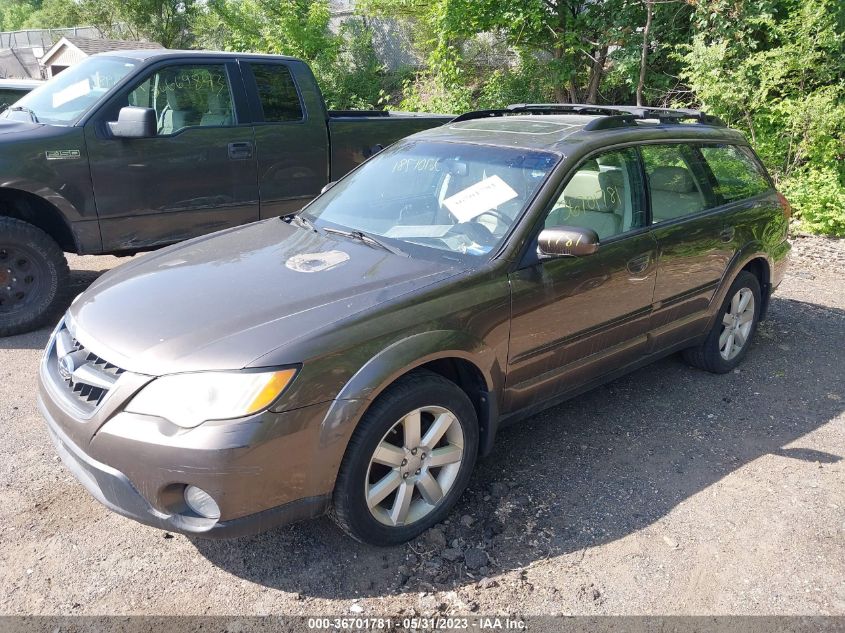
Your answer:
[40,36,164,66]
[62,37,164,55]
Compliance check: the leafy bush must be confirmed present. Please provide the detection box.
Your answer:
[781,168,845,236]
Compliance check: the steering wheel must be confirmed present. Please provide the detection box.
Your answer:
[446,219,498,247]
[471,209,512,227]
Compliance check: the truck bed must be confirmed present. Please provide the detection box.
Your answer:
[328,111,454,180]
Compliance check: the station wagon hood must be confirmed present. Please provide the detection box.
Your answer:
[67,219,461,376]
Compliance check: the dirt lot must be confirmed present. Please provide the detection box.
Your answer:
[1,235,843,617]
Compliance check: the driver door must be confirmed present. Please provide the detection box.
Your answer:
[84,60,259,251]
[505,147,658,413]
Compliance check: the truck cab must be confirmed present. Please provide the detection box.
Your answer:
[0,50,451,336]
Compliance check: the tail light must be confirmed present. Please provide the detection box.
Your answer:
[776,191,792,219]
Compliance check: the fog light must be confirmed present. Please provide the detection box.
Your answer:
[184,485,220,519]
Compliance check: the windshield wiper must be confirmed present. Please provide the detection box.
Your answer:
[323,227,409,257]
[8,106,39,123]
[281,213,319,233]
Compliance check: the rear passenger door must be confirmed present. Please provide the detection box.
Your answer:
[697,143,778,268]
[241,60,329,217]
[641,143,733,351]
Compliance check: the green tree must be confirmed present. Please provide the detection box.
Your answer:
[682,0,845,234]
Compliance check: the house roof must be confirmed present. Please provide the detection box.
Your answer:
[40,37,164,66]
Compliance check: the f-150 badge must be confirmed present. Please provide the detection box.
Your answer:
[45,149,81,160]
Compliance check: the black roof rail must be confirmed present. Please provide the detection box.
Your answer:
[451,103,726,127]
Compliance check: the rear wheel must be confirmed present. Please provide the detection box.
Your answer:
[0,217,69,337]
[683,270,761,373]
[331,370,478,546]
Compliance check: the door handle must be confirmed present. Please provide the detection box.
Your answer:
[627,253,651,275]
[719,226,736,242]
[227,141,253,160]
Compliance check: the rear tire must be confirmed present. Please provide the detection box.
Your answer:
[331,370,479,546]
[0,217,69,337]
[683,270,761,374]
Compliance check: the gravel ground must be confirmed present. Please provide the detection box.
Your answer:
[1,236,843,617]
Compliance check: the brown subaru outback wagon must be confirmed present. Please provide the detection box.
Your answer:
[38,104,790,545]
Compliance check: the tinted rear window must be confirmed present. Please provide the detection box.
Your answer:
[250,64,303,122]
[700,144,771,203]
[0,88,28,107]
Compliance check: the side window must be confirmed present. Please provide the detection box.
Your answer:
[544,148,644,240]
[250,63,304,122]
[126,64,234,135]
[641,144,710,223]
[700,144,771,203]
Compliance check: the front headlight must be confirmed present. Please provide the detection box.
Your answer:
[125,368,297,428]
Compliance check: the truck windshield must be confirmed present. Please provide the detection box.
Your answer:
[304,140,558,259]
[1,56,137,125]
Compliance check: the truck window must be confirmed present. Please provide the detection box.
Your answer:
[249,64,303,122]
[1,56,137,125]
[699,144,771,203]
[127,64,235,135]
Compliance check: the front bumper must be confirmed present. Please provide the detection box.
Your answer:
[39,390,331,538]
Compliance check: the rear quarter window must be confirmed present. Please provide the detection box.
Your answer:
[249,63,304,123]
[700,144,771,203]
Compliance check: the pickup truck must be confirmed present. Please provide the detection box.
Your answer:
[0,50,451,335]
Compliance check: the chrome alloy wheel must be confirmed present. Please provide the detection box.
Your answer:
[365,406,465,527]
[720,287,755,361]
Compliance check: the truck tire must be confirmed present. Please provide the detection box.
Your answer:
[0,217,69,336]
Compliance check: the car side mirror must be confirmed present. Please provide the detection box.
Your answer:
[107,106,156,139]
[537,226,599,258]
[321,181,337,195]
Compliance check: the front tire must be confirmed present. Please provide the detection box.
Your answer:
[331,370,479,546]
[0,217,69,337]
[683,270,761,374]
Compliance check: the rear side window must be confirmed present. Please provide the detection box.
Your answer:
[250,64,303,122]
[699,144,771,203]
[641,144,711,223]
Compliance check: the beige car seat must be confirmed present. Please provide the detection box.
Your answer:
[649,166,705,221]
[546,169,622,239]
[201,90,233,127]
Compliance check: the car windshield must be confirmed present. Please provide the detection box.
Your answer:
[2,56,137,125]
[304,140,558,259]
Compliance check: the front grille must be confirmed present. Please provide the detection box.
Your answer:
[53,324,125,408]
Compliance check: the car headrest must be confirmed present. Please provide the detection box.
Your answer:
[205,90,228,114]
[650,166,695,193]
[563,170,616,213]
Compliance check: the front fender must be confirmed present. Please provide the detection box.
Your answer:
[309,330,505,495]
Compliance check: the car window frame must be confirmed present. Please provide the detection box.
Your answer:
[514,144,650,269]
[695,142,775,206]
[90,58,253,139]
[633,140,775,230]
[240,59,308,127]
[637,142,721,224]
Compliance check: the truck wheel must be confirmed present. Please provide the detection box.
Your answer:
[0,217,69,337]
[331,370,478,546]
[683,271,761,374]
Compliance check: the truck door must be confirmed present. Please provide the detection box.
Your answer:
[240,60,330,217]
[84,60,260,251]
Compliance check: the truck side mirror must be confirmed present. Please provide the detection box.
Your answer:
[537,226,599,258]
[108,106,156,139]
